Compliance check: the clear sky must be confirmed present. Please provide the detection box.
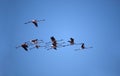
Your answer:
[0,0,120,76]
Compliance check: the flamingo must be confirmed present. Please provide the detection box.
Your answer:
[24,19,45,27]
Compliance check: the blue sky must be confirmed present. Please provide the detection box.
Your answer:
[0,0,120,76]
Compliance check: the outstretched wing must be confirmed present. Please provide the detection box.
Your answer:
[62,42,82,47]
[24,21,32,24]
[37,19,45,22]
[32,22,38,27]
